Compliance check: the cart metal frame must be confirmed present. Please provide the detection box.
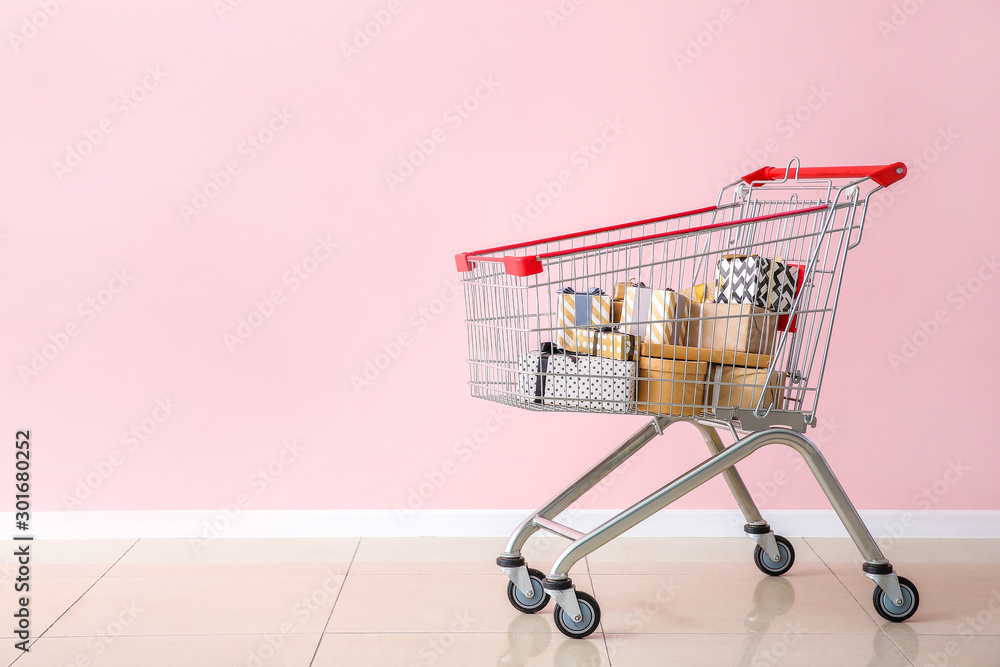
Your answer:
[455,160,919,637]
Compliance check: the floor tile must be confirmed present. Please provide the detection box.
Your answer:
[838,563,1000,637]
[106,537,358,576]
[592,571,879,635]
[0,577,98,640]
[350,536,583,575]
[902,634,1000,667]
[6,634,320,667]
[350,537,505,575]
[45,573,344,637]
[806,538,1000,575]
[328,573,595,634]
[0,540,135,579]
[587,536,829,575]
[315,624,610,667]
[603,631,912,666]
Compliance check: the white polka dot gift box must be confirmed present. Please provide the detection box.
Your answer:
[543,353,637,413]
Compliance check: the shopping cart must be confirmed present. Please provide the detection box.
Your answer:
[454,160,919,638]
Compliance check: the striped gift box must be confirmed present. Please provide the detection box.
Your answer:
[622,285,690,346]
[555,288,612,352]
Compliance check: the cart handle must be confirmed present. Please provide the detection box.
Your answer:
[742,162,907,188]
[458,204,829,277]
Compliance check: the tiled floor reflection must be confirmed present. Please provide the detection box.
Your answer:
[2,537,998,666]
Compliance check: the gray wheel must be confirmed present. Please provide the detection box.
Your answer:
[507,567,550,614]
[553,591,601,639]
[873,576,919,622]
[754,535,795,576]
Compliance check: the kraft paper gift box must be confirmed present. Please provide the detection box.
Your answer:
[679,282,716,304]
[516,343,557,404]
[611,281,633,323]
[597,330,638,361]
[544,354,637,412]
[555,287,612,353]
[693,302,778,355]
[636,356,708,417]
[708,366,786,412]
[622,284,690,346]
[715,255,798,313]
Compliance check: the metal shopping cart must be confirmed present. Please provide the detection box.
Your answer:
[454,160,919,638]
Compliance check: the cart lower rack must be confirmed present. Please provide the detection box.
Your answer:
[455,161,918,638]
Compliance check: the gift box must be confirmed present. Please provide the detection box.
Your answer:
[716,255,798,313]
[555,288,612,353]
[680,282,716,304]
[597,330,638,361]
[612,280,639,323]
[691,302,778,355]
[708,366,786,412]
[640,342,771,368]
[622,284,690,346]
[636,356,708,416]
[544,354,637,412]
[515,343,557,404]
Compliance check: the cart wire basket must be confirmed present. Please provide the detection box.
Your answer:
[454,160,919,638]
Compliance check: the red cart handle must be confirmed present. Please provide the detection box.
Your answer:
[742,162,906,188]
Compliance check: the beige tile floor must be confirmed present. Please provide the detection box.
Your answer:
[1,537,998,666]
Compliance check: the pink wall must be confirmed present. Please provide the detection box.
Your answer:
[3,0,998,518]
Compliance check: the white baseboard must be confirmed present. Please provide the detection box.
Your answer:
[3,509,999,539]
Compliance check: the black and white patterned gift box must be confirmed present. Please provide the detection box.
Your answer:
[543,354,637,413]
[516,348,554,404]
[716,255,798,313]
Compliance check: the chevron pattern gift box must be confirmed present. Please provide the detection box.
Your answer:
[621,284,690,346]
[715,255,798,313]
[555,287,613,353]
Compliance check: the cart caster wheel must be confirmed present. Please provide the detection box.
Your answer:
[553,591,601,639]
[753,535,795,576]
[507,568,550,614]
[872,576,919,622]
